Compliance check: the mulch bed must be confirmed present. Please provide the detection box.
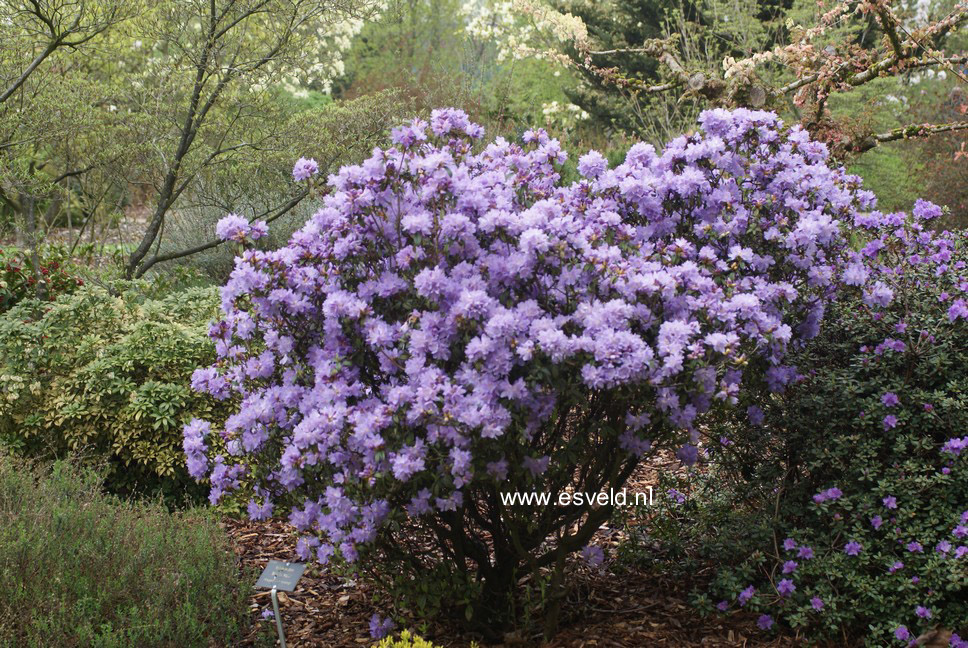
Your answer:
[226,514,800,647]
[225,455,805,648]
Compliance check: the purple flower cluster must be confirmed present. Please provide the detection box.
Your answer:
[186,108,894,576]
[292,157,319,182]
[369,613,395,639]
[581,544,605,567]
[812,486,843,503]
[215,214,268,244]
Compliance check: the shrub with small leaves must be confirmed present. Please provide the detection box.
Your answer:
[696,211,968,644]
[0,453,253,646]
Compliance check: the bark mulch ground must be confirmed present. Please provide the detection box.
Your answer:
[226,458,804,647]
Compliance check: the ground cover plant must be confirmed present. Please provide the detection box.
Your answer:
[181,106,939,639]
[0,453,253,647]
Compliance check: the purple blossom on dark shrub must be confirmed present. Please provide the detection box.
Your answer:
[906,541,923,553]
[291,157,318,182]
[368,614,395,639]
[738,585,755,607]
[777,579,795,596]
[844,541,862,556]
[581,545,604,568]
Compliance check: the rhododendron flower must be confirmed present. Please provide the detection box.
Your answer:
[883,496,898,509]
[881,392,899,407]
[215,214,267,243]
[949,299,968,322]
[676,444,699,466]
[863,281,894,307]
[292,156,318,181]
[581,544,604,567]
[747,405,765,426]
[810,596,824,611]
[577,150,607,178]
[738,585,755,606]
[777,578,795,596]
[844,541,862,556]
[942,437,967,456]
[182,418,210,479]
[369,614,395,639]
[247,497,273,521]
[757,614,773,630]
[895,626,910,641]
[813,487,842,502]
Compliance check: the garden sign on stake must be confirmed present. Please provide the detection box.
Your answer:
[256,560,306,648]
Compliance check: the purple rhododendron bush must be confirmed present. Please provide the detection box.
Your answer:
[182,107,939,637]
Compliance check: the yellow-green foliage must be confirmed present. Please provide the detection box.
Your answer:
[0,285,230,486]
[373,630,467,648]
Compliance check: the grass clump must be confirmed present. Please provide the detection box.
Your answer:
[0,453,252,647]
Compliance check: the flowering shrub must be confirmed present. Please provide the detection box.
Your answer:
[186,107,886,633]
[699,211,968,644]
[0,245,84,313]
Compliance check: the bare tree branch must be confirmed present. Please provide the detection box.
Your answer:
[854,121,968,153]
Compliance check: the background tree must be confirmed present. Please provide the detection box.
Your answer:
[1,0,406,281]
[0,0,130,296]
[111,0,385,277]
[552,0,789,143]
[558,0,968,155]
